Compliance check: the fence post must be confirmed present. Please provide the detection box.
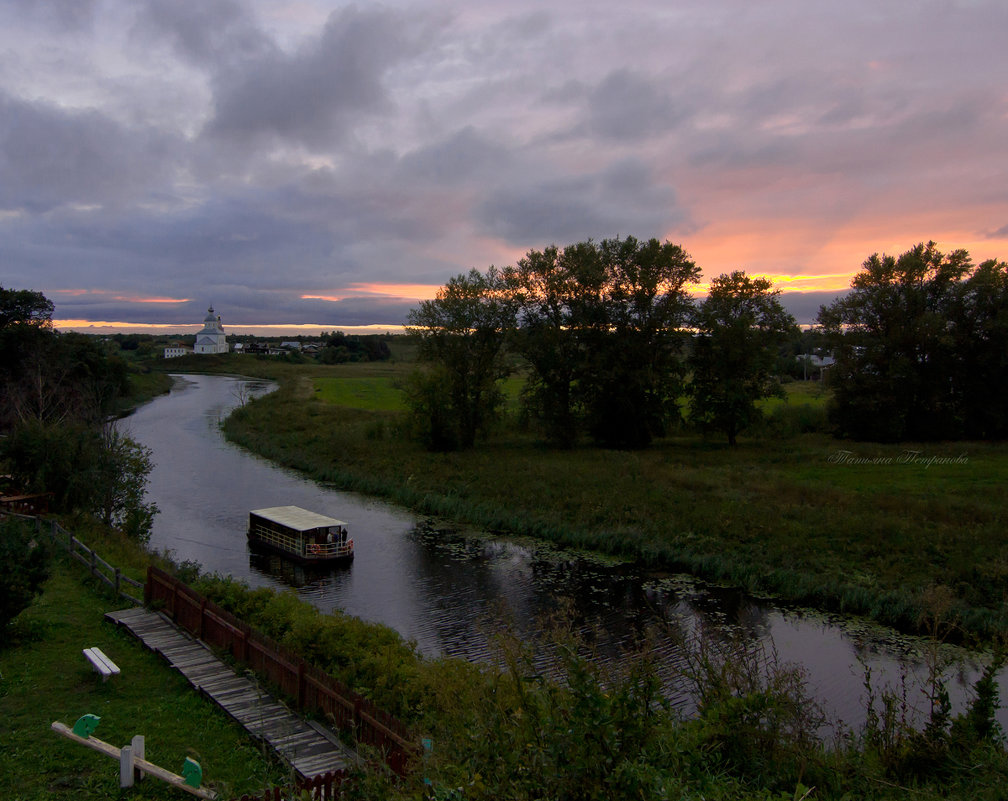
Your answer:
[297,662,305,710]
[199,599,207,640]
[120,744,135,788]
[131,735,146,782]
[114,568,122,599]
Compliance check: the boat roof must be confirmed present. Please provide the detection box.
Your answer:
[250,506,347,532]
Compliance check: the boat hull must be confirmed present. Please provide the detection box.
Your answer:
[247,536,354,565]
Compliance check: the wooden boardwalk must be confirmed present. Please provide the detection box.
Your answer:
[106,607,357,780]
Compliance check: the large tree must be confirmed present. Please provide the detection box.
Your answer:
[952,258,1008,439]
[406,267,517,450]
[817,242,1005,441]
[0,285,158,540]
[3,421,159,542]
[579,236,699,448]
[1,286,57,431]
[0,286,54,330]
[688,271,797,446]
[510,237,699,449]
[507,242,597,448]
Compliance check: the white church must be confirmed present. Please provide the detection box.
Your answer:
[194,305,229,354]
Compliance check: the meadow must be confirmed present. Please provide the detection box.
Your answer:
[213,354,1008,642]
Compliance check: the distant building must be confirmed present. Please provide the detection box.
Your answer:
[163,345,193,359]
[796,353,835,380]
[796,354,836,369]
[194,306,229,354]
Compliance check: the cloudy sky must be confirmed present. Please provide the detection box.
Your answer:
[2,0,1006,332]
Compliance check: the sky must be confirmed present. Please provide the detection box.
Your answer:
[1,0,1006,333]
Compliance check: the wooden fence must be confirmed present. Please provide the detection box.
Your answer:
[229,769,349,801]
[46,518,146,606]
[146,567,419,776]
[0,512,146,607]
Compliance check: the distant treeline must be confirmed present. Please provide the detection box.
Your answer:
[406,237,1008,449]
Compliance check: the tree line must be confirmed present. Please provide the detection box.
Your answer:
[406,236,798,449]
[0,286,158,540]
[406,237,1008,450]
[819,241,1008,441]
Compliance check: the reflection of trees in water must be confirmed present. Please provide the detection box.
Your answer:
[405,520,786,713]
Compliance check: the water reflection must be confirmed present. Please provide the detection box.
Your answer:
[123,373,1007,731]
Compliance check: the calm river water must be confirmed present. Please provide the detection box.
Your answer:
[120,374,1006,729]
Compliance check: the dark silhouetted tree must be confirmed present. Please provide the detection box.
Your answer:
[510,237,699,448]
[689,271,798,446]
[508,243,594,448]
[406,267,517,450]
[817,242,1004,441]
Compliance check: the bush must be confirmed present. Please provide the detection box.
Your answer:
[0,517,51,633]
[193,574,422,717]
[761,402,830,437]
[2,421,158,542]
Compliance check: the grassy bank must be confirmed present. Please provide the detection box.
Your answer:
[0,551,287,799]
[221,365,1007,641]
[4,511,1005,800]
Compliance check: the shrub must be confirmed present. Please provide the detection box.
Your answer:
[0,517,52,633]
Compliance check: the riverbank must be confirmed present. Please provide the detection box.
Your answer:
[216,361,1007,642]
[6,511,1005,799]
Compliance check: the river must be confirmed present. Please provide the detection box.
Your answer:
[120,373,1006,729]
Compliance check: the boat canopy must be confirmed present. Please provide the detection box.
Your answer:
[250,506,347,533]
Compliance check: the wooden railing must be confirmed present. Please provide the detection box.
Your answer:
[146,567,419,776]
[49,519,146,606]
[1,512,146,607]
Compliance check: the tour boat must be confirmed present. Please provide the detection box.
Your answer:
[248,506,354,564]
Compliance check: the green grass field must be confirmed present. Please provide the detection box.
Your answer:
[0,563,286,800]
[219,363,1008,641]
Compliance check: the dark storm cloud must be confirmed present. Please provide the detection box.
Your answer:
[0,92,177,213]
[52,288,418,329]
[1,1,1006,328]
[14,196,339,291]
[585,70,682,141]
[203,6,421,150]
[478,158,683,245]
[136,0,275,69]
[397,127,511,185]
[6,0,97,31]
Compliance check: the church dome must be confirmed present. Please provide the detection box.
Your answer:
[203,306,217,324]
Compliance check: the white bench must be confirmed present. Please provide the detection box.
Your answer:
[83,647,120,681]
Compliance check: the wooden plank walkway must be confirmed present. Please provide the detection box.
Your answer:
[105,607,357,780]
